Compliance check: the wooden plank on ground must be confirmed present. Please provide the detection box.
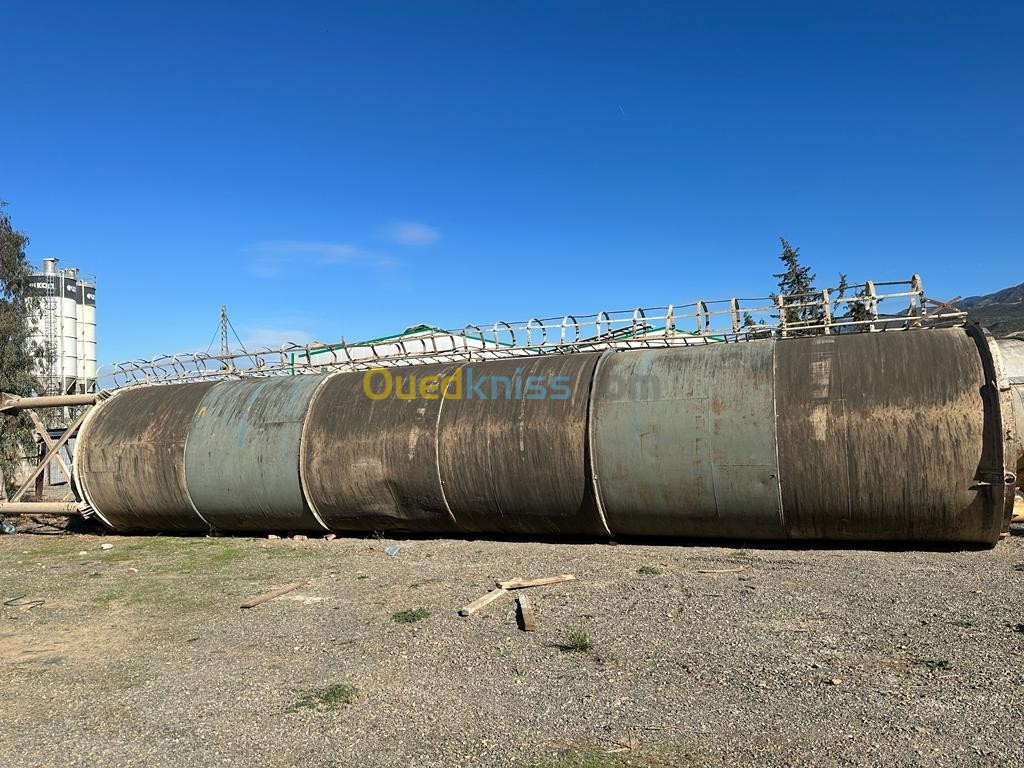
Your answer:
[517,594,537,631]
[695,565,749,574]
[458,587,507,616]
[240,580,306,609]
[498,574,575,590]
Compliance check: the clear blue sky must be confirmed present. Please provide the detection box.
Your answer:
[3,1,1020,366]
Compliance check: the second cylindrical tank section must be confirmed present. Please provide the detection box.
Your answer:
[184,375,329,532]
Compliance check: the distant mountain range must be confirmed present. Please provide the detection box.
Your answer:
[959,282,1024,337]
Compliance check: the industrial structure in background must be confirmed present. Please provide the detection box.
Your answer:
[27,258,97,395]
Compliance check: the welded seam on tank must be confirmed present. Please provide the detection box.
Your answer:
[586,350,615,537]
[770,342,787,536]
[434,364,465,531]
[296,373,338,532]
[180,385,219,532]
[69,391,115,529]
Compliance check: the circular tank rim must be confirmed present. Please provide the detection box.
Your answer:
[71,388,118,530]
[164,387,212,531]
[293,373,336,532]
[73,383,215,533]
[434,364,465,531]
[585,349,615,538]
[977,328,1019,532]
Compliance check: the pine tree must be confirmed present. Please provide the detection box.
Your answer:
[771,237,822,330]
[833,272,873,328]
[0,203,41,498]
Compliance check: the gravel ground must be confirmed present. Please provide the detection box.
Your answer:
[1,528,1023,767]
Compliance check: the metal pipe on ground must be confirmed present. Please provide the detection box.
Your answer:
[0,393,98,413]
[0,502,80,515]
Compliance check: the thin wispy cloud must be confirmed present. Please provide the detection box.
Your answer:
[244,239,392,276]
[253,240,359,261]
[240,326,317,349]
[386,221,440,246]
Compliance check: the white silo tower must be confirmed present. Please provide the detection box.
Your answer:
[76,277,97,391]
[28,258,63,394]
[60,267,79,394]
[27,258,97,395]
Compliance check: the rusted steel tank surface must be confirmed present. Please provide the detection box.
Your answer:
[184,375,329,532]
[74,327,1013,544]
[590,327,1011,544]
[437,354,606,535]
[302,355,606,535]
[73,382,216,532]
[775,328,1008,543]
[590,342,784,539]
[301,363,463,533]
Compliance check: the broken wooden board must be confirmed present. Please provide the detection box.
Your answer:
[497,574,575,590]
[458,587,507,616]
[240,580,307,609]
[517,594,537,631]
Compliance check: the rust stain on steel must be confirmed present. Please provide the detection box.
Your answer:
[75,382,216,532]
[437,354,606,535]
[589,341,784,539]
[776,328,1002,544]
[301,363,463,533]
[184,375,329,532]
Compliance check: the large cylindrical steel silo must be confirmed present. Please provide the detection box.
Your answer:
[73,326,1015,545]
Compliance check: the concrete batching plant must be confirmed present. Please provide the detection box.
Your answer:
[27,258,97,395]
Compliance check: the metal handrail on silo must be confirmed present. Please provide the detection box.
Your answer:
[101,275,966,389]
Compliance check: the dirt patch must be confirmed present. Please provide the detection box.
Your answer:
[1,531,1023,767]
[0,608,133,667]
